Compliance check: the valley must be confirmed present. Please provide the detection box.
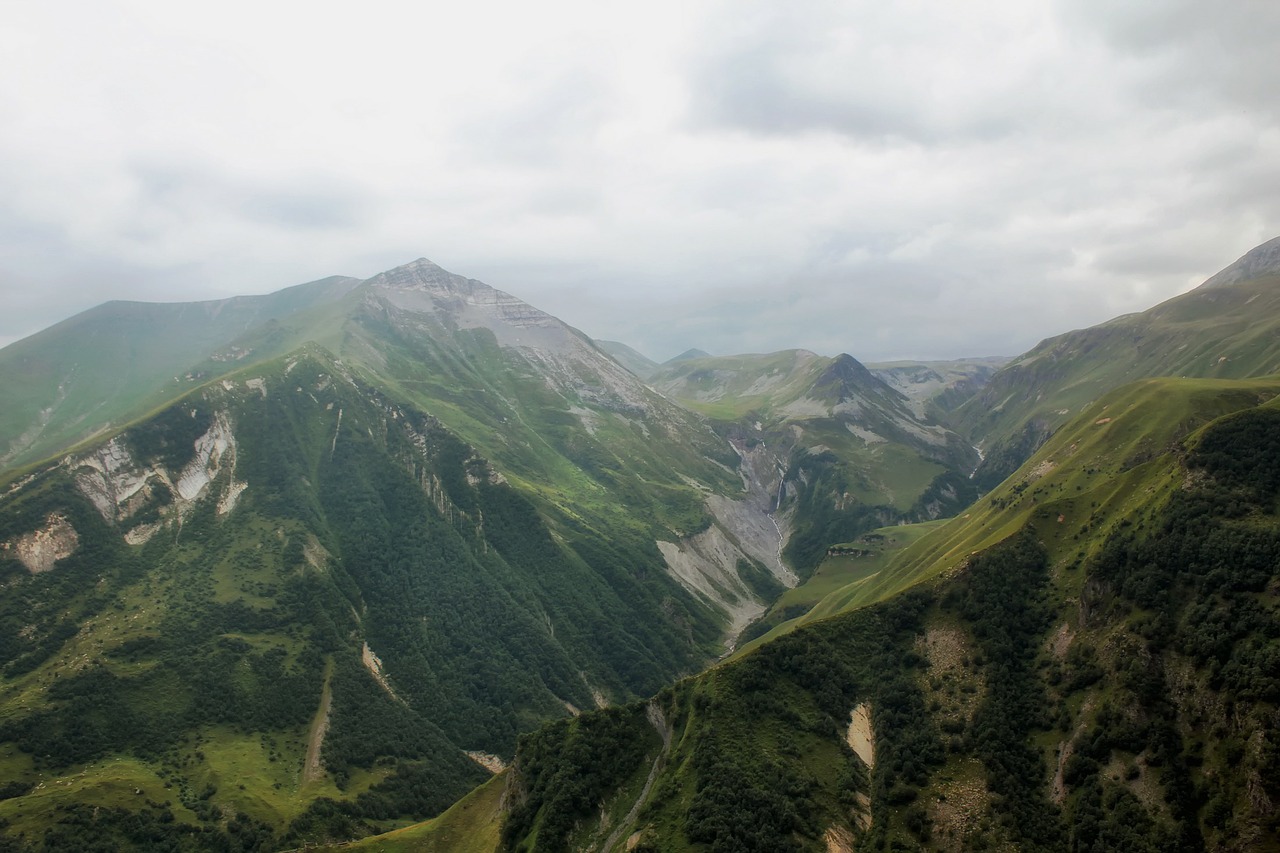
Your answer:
[1,237,1279,851]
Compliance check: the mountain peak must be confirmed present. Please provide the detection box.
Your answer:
[667,348,712,364]
[813,352,898,402]
[366,257,481,294]
[1198,235,1280,289]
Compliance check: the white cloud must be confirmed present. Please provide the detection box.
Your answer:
[1,0,1277,358]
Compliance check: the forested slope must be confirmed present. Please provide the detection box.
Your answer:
[490,377,1280,852]
[0,347,736,850]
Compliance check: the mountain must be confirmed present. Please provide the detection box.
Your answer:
[1200,234,1280,288]
[649,349,981,579]
[0,260,805,848]
[953,236,1280,488]
[10,237,1280,852]
[665,348,712,363]
[866,356,1009,420]
[0,276,362,470]
[485,373,1280,852]
[593,340,659,379]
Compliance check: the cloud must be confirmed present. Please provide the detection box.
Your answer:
[0,0,1277,363]
[1057,0,1280,119]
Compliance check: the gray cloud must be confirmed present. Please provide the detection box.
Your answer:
[687,1,1058,143]
[0,0,1277,364]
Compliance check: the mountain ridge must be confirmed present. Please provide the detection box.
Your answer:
[1198,234,1280,289]
[6,235,1280,851]
[953,237,1280,488]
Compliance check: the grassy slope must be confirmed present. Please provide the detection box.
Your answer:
[339,775,507,853]
[782,376,1280,627]
[334,307,740,544]
[734,520,946,657]
[486,373,1280,852]
[0,276,360,470]
[953,274,1280,482]
[648,350,830,421]
[593,340,660,379]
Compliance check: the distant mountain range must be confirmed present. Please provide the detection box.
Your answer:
[2,236,1280,851]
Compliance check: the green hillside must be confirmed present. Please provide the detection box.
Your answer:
[8,242,1280,852]
[594,340,660,379]
[955,267,1280,488]
[0,276,361,470]
[0,346,746,849]
[491,374,1280,852]
[651,349,981,576]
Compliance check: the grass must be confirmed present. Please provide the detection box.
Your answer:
[649,350,829,421]
[340,773,507,852]
[734,520,946,658]
[954,274,1280,455]
[0,277,362,473]
[748,376,1280,646]
[0,751,199,837]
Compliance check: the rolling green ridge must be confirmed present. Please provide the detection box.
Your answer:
[0,276,361,470]
[593,340,660,379]
[955,252,1280,488]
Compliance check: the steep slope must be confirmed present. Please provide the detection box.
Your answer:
[867,356,1008,420]
[2,260,794,648]
[650,350,980,575]
[324,261,792,639]
[1200,234,1280,288]
[488,374,1280,852]
[594,340,660,379]
[955,236,1280,488]
[0,275,361,469]
[0,345,761,849]
[0,261,809,849]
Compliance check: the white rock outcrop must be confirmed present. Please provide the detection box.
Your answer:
[4,513,79,573]
[175,413,236,501]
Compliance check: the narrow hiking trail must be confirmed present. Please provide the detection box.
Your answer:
[302,658,334,784]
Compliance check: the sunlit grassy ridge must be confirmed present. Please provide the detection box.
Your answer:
[778,375,1280,627]
[338,775,507,853]
[955,274,1280,486]
[0,276,362,470]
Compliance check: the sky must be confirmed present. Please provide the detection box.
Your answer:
[1,0,1278,362]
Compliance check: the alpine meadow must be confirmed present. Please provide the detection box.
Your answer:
[2,235,1280,853]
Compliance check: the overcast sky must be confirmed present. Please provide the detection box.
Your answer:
[1,0,1277,361]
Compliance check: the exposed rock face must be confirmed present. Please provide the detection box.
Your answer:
[175,412,236,502]
[74,438,152,521]
[656,438,796,649]
[658,528,764,646]
[369,259,573,351]
[365,259,670,424]
[4,513,78,573]
[846,703,875,770]
[71,410,244,536]
[361,641,401,702]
